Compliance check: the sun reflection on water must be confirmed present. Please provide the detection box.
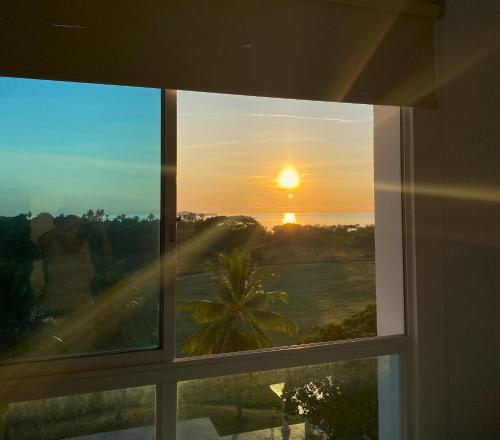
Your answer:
[282,213,296,224]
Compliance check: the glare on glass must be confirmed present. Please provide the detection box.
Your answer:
[176,91,379,357]
[0,77,161,361]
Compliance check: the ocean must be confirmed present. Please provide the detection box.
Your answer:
[226,212,375,228]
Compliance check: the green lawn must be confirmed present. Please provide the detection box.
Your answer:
[176,261,375,355]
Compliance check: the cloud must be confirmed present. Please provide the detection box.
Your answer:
[180,140,244,150]
[248,113,362,123]
[180,135,324,150]
[247,175,272,180]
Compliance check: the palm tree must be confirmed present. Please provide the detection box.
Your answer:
[177,249,299,356]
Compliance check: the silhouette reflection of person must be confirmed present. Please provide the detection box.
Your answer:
[37,215,95,315]
[30,213,54,298]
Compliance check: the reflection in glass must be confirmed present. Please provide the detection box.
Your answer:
[0,78,161,361]
[0,385,155,440]
[177,356,400,439]
[176,91,378,357]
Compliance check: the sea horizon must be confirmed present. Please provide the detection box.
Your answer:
[217,211,374,228]
[117,210,375,227]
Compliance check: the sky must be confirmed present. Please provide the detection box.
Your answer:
[0,77,161,217]
[0,77,374,219]
[178,91,374,215]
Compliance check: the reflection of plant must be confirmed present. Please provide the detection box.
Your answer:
[177,249,299,356]
[82,209,106,222]
[282,361,378,440]
[0,215,39,353]
[302,304,376,344]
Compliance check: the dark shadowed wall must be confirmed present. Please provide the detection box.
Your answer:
[439,1,500,438]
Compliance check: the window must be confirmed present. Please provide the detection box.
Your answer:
[0,79,409,440]
[175,91,404,358]
[1,385,156,440]
[177,356,400,439]
[0,78,161,361]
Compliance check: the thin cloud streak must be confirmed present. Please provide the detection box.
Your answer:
[247,175,271,180]
[248,113,363,123]
[180,135,324,150]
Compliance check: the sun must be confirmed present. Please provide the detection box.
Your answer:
[277,166,301,189]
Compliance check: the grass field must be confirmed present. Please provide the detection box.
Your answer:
[176,261,375,355]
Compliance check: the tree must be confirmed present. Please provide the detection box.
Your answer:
[177,249,299,356]
[82,209,105,222]
[95,209,105,222]
[0,215,38,353]
[282,360,378,439]
[302,304,376,344]
[177,249,299,422]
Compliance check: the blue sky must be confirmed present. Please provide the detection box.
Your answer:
[0,77,373,218]
[0,77,161,217]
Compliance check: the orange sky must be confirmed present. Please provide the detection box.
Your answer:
[177,91,374,215]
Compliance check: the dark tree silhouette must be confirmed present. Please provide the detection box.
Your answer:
[177,249,298,356]
[282,360,378,439]
[302,304,376,344]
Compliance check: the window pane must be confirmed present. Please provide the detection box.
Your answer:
[0,385,155,440]
[0,78,161,361]
[176,91,402,357]
[177,355,400,439]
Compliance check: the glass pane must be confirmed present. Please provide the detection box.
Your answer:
[0,78,161,361]
[177,355,400,439]
[0,385,155,440]
[176,91,401,357]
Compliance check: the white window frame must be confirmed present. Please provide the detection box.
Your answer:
[0,89,422,440]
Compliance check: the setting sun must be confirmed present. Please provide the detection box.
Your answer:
[277,166,301,190]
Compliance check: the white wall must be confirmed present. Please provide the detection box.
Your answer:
[438,1,500,438]
[374,106,405,338]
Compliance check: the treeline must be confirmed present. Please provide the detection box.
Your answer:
[0,211,374,356]
[0,212,160,296]
[177,212,374,274]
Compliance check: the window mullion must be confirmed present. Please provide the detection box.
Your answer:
[160,88,178,439]
[157,380,177,440]
[162,89,178,363]
[170,335,409,382]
